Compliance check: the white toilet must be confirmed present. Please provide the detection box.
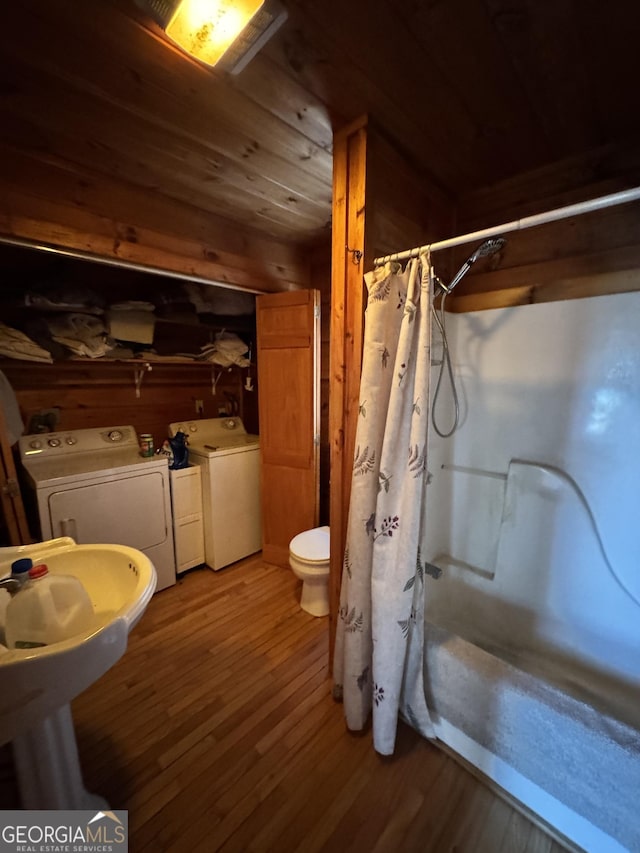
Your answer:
[288,526,330,617]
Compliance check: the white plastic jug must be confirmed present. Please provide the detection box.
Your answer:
[5,563,95,649]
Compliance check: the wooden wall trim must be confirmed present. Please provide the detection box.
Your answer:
[328,117,455,665]
[329,119,369,668]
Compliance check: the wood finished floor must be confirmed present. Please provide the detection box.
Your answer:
[8,555,570,851]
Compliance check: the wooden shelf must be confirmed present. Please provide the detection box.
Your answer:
[0,358,236,369]
[0,313,255,369]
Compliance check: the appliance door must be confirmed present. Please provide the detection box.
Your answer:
[204,448,262,570]
[45,470,176,590]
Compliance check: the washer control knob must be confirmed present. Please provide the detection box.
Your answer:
[223,418,237,430]
[189,424,197,432]
[107,430,123,442]
[65,436,78,445]
[48,438,61,448]
[29,439,42,450]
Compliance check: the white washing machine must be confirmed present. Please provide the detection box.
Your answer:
[168,417,261,571]
[19,425,176,591]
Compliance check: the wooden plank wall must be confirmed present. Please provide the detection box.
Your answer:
[366,128,456,271]
[448,142,640,312]
[329,117,454,664]
[0,158,310,294]
[329,117,368,665]
[1,362,252,451]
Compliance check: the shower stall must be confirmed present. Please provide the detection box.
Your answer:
[331,119,640,850]
[423,290,640,853]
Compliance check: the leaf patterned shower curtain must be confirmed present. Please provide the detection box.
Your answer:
[333,254,435,755]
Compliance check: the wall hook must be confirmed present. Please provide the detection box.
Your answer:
[346,245,363,265]
[133,362,152,399]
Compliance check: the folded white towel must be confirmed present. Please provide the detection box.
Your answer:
[0,322,53,364]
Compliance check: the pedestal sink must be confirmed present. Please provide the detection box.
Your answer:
[0,536,157,809]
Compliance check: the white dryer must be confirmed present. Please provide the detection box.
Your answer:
[169,417,261,571]
[19,425,176,591]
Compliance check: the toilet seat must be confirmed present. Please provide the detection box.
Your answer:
[289,526,330,563]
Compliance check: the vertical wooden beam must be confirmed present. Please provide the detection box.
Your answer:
[329,117,369,670]
[328,118,454,671]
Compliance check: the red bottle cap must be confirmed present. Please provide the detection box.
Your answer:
[28,564,49,579]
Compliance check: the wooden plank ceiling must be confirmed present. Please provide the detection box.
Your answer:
[1,0,639,249]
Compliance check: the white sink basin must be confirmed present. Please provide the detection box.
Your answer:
[0,536,157,809]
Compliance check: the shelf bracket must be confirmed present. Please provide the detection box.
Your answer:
[133,362,152,398]
[211,367,223,396]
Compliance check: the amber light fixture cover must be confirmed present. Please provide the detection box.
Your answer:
[167,0,263,66]
[136,0,287,73]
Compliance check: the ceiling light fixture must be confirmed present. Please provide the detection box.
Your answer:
[136,0,287,73]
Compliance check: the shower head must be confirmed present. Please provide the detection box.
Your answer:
[471,237,506,261]
[440,237,506,294]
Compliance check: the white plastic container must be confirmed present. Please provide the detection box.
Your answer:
[5,564,95,649]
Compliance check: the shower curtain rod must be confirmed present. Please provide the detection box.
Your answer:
[373,185,640,266]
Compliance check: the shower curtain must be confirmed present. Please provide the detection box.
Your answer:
[333,254,435,755]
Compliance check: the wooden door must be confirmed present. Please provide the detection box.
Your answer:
[257,290,320,567]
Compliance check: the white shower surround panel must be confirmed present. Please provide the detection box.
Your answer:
[424,290,640,852]
[426,291,640,681]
